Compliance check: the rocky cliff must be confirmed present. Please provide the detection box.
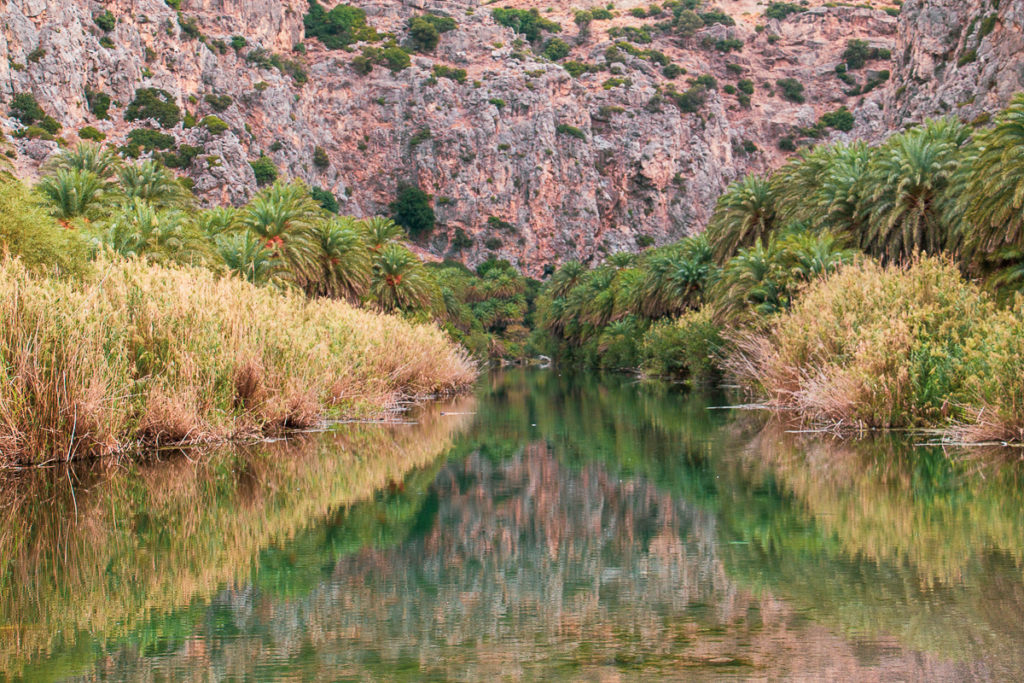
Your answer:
[1,0,1019,272]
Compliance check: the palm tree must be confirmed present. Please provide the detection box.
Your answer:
[198,206,239,237]
[117,161,192,209]
[36,168,109,220]
[858,118,967,261]
[815,141,871,237]
[308,217,371,301]
[709,230,856,318]
[97,197,203,264]
[956,93,1024,258]
[606,251,635,269]
[238,181,321,282]
[216,232,289,286]
[368,243,433,312]
[637,236,715,318]
[772,143,842,225]
[359,216,404,252]
[705,173,778,263]
[43,142,121,178]
[547,260,586,298]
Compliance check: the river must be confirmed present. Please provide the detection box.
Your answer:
[1,369,1022,681]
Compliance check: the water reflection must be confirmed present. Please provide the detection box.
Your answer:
[2,370,1024,680]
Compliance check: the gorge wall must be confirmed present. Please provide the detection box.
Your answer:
[0,0,1020,273]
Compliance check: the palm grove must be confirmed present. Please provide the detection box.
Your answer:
[535,94,1024,440]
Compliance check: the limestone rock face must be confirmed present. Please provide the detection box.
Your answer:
[1,0,1017,272]
[861,0,1024,135]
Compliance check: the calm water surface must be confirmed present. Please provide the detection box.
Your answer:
[2,370,1024,681]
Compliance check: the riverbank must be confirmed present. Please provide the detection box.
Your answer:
[0,255,476,465]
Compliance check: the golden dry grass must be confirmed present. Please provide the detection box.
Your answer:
[0,255,476,464]
[724,256,1024,441]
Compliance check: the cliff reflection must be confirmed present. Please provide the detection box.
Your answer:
[5,370,1024,681]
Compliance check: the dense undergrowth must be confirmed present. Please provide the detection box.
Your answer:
[0,153,485,463]
[0,255,474,463]
[533,93,1024,441]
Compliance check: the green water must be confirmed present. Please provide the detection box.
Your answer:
[2,369,1024,681]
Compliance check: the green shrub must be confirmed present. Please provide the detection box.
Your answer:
[714,37,743,52]
[311,186,339,213]
[433,64,467,83]
[78,126,105,142]
[249,155,277,185]
[563,60,592,77]
[313,146,329,169]
[731,257,1016,432]
[764,2,805,20]
[177,14,203,40]
[542,37,571,60]
[488,97,506,109]
[484,236,503,250]
[957,49,978,67]
[555,123,586,140]
[491,8,561,42]
[93,9,116,31]
[699,9,734,26]
[737,78,754,95]
[389,183,435,237]
[641,308,723,383]
[204,93,233,112]
[85,87,111,120]
[819,106,854,132]
[303,1,380,49]
[9,93,47,126]
[200,115,229,134]
[775,77,805,103]
[451,227,473,250]
[408,17,441,51]
[127,127,176,151]
[125,88,181,128]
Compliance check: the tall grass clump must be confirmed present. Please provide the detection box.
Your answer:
[726,257,1017,432]
[0,255,475,464]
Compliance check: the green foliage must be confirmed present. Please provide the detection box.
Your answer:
[764,2,805,19]
[311,186,339,213]
[200,115,229,135]
[555,123,586,140]
[818,106,854,132]
[389,184,435,237]
[433,64,467,83]
[0,179,89,276]
[313,146,330,170]
[491,8,561,42]
[958,93,1024,258]
[303,1,380,49]
[78,126,105,142]
[93,10,116,32]
[842,39,889,70]
[36,168,108,220]
[125,88,181,129]
[249,155,278,186]
[85,87,111,120]
[125,127,176,154]
[706,174,778,263]
[204,94,233,112]
[542,37,571,60]
[640,308,722,383]
[245,48,308,84]
[357,45,411,73]
[775,77,805,103]
[408,17,440,52]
